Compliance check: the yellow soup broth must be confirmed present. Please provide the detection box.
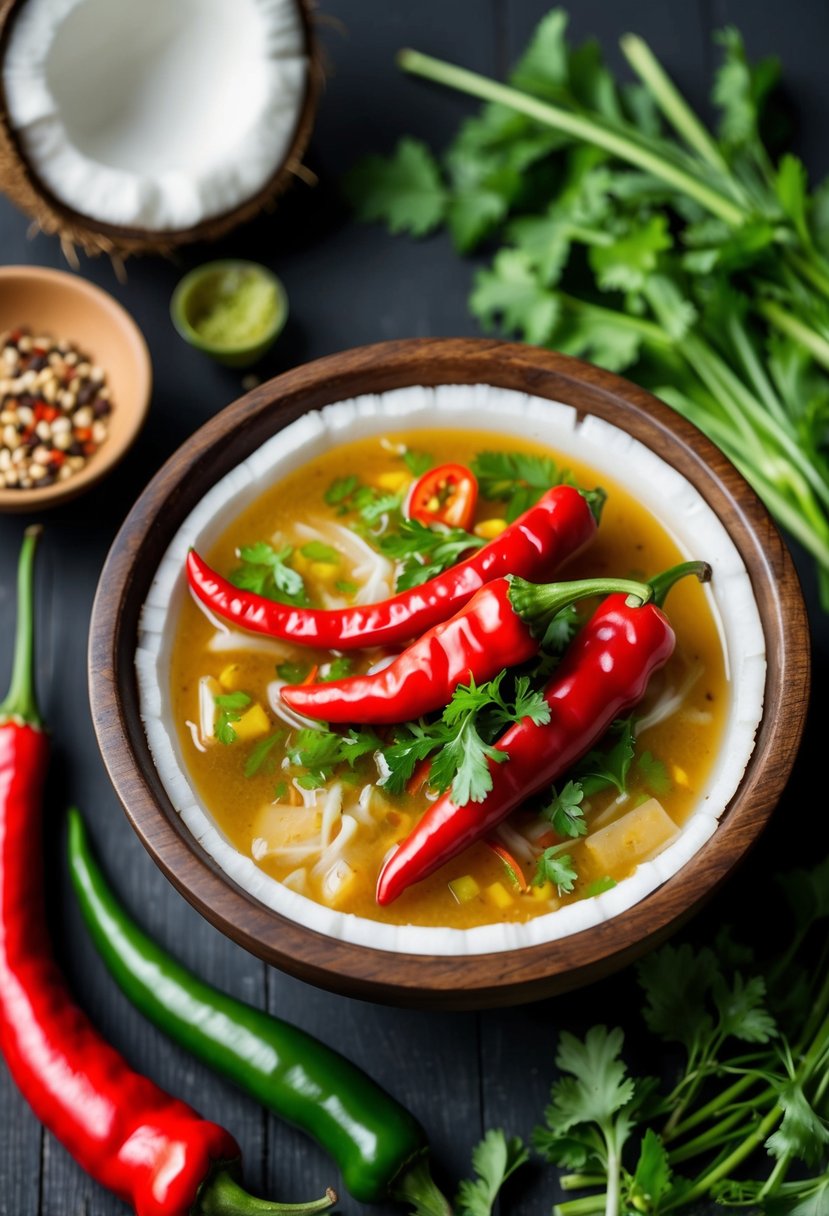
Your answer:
[170,430,728,929]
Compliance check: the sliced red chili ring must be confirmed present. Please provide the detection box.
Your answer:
[406,463,478,531]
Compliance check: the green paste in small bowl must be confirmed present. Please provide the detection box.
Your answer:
[171,260,288,367]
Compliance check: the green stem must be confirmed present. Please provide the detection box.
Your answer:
[666,1104,783,1209]
[507,574,653,646]
[757,298,829,372]
[391,1157,453,1216]
[553,1196,607,1216]
[0,525,42,727]
[198,1170,337,1216]
[560,1175,607,1191]
[665,1073,765,1141]
[619,34,730,177]
[560,294,672,347]
[667,1108,749,1164]
[787,249,829,302]
[648,561,711,608]
[396,48,746,225]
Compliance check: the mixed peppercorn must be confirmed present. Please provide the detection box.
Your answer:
[0,327,112,490]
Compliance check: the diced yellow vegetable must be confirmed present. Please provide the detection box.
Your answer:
[292,552,312,576]
[474,518,508,539]
[233,703,271,742]
[309,561,339,581]
[584,798,678,875]
[322,860,357,903]
[671,764,689,787]
[483,881,513,910]
[376,470,411,492]
[448,875,481,903]
[218,663,245,691]
[531,881,554,901]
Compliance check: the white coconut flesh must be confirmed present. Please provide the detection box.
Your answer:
[136,384,768,958]
[2,0,307,231]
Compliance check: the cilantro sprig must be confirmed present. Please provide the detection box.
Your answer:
[454,1129,529,1216]
[380,518,486,589]
[286,726,381,789]
[347,10,829,603]
[213,691,252,746]
[324,474,404,533]
[383,670,549,805]
[230,543,309,606]
[471,450,573,521]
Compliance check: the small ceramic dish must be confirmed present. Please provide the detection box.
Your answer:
[0,265,151,511]
[88,339,809,1009]
[170,260,288,367]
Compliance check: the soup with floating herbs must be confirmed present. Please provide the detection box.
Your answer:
[170,430,727,929]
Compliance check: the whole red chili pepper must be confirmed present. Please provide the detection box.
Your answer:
[281,574,652,724]
[186,483,603,650]
[0,528,334,1216]
[375,561,710,906]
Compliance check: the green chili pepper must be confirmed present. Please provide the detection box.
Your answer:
[67,808,450,1212]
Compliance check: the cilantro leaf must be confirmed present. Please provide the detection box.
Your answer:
[471,449,570,521]
[625,1128,673,1215]
[380,518,484,589]
[321,656,353,682]
[766,1080,829,1167]
[402,448,433,476]
[576,718,636,797]
[344,137,448,235]
[636,750,671,796]
[588,214,672,293]
[710,971,776,1044]
[541,780,587,838]
[636,944,718,1054]
[324,475,359,506]
[454,1129,528,1216]
[214,691,252,746]
[509,9,569,101]
[533,848,578,893]
[243,732,284,778]
[231,543,309,606]
[712,26,780,150]
[287,726,380,786]
[430,713,507,806]
[276,660,310,685]
[470,248,560,346]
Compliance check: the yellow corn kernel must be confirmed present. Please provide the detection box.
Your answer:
[531,881,554,901]
[218,663,245,691]
[376,470,410,492]
[474,518,508,540]
[233,703,271,742]
[309,561,339,581]
[448,875,480,904]
[671,764,689,787]
[483,881,513,910]
[292,552,312,576]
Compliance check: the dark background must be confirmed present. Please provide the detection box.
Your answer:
[1,2,827,1214]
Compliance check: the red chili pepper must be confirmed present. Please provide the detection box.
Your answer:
[375,561,711,905]
[406,463,478,530]
[0,529,335,1216]
[280,573,651,724]
[186,484,604,651]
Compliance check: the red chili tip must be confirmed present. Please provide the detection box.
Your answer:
[375,850,403,906]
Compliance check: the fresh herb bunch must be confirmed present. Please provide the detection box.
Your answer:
[345,11,829,602]
[528,856,829,1216]
[380,518,485,588]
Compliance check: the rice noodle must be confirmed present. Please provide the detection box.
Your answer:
[494,823,536,866]
[267,680,324,732]
[379,436,407,454]
[198,676,221,745]
[636,661,704,734]
[291,780,319,808]
[319,783,343,848]
[353,784,377,825]
[185,720,207,753]
[311,814,359,878]
[209,630,291,658]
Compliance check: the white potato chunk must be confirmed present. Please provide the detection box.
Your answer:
[584,798,679,875]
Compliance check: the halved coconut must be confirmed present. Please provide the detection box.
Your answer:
[0,0,320,255]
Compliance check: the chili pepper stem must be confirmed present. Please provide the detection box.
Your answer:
[391,1157,453,1216]
[0,525,42,727]
[507,574,653,647]
[649,560,712,607]
[198,1170,337,1216]
[578,486,607,524]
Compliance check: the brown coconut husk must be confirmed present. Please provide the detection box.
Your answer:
[0,0,324,260]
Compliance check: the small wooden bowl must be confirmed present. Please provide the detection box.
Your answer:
[0,265,151,511]
[89,339,809,1009]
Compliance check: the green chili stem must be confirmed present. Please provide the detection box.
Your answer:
[648,561,711,608]
[0,525,42,727]
[507,574,653,645]
[578,486,607,525]
[198,1171,336,1216]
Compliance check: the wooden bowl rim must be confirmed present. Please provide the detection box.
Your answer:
[88,337,810,1009]
[0,264,151,511]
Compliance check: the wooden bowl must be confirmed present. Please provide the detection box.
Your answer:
[0,265,151,510]
[89,338,809,1009]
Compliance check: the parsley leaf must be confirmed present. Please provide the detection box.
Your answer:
[286,726,381,787]
[343,137,448,235]
[470,248,560,346]
[214,691,252,746]
[402,448,434,476]
[380,518,485,589]
[454,1129,529,1216]
[321,656,353,682]
[276,660,310,685]
[471,449,571,521]
[636,750,671,795]
[230,543,309,606]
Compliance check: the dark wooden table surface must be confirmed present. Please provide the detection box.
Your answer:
[1,3,828,1213]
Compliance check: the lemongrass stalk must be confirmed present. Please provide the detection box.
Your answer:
[396,49,746,226]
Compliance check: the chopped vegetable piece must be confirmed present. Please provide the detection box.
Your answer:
[584,798,678,874]
[214,691,252,745]
[482,881,513,910]
[448,875,481,903]
[473,518,508,539]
